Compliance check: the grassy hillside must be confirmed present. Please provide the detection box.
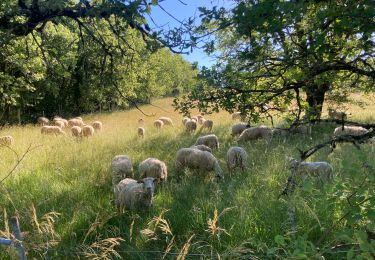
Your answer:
[1,96,374,259]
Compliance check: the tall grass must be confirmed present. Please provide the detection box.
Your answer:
[0,96,374,259]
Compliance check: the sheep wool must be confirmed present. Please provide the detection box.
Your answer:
[195,134,219,149]
[333,126,369,137]
[68,118,84,127]
[138,158,168,183]
[287,157,333,184]
[71,126,82,137]
[154,120,164,129]
[138,127,145,138]
[185,120,197,133]
[82,125,95,137]
[41,126,65,135]
[227,146,248,175]
[202,119,213,132]
[92,121,103,131]
[158,117,173,126]
[111,155,133,186]
[37,117,49,126]
[190,144,212,153]
[237,126,273,143]
[231,123,251,136]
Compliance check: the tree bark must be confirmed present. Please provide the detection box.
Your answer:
[305,83,330,120]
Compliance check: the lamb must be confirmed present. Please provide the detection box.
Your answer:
[328,108,347,120]
[202,119,213,132]
[175,148,224,179]
[41,126,65,135]
[195,134,219,149]
[333,126,369,137]
[226,146,248,175]
[158,117,173,126]
[53,117,68,127]
[138,127,145,138]
[0,135,14,146]
[138,158,168,183]
[68,118,84,127]
[237,126,273,143]
[231,123,251,136]
[154,120,164,129]
[198,117,206,125]
[71,126,82,137]
[182,117,190,126]
[286,157,333,184]
[115,177,156,212]
[191,116,198,123]
[190,144,212,153]
[82,125,95,137]
[111,155,133,186]
[37,117,49,126]
[185,120,197,133]
[92,121,102,131]
[54,120,65,129]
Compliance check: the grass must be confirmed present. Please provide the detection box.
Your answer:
[0,96,374,259]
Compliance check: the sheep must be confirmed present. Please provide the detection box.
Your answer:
[71,126,82,137]
[195,134,219,149]
[190,144,212,153]
[137,127,145,138]
[41,126,65,135]
[175,148,224,179]
[182,117,190,126]
[231,123,251,136]
[232,112,241,120]
[333,126,369,137]
[198,117,206,125]
[154,120,164,129]
[0,135,14,146]
[92,121,103,131]
[54,120,65,129]
[68,118,84,127]
[185,120,197,133]
[53,117,68,127]
[191,116,198,123]
[286,157,333,184]
[202,119,213,132]
[138,118,144,125]
[237,126,273,143]
[289,125,312,135]
[111,155,133,186]
[227,146,248,176]
[328,108,347,120]
[158,117,173,126]
[82,125,95,137]
[115,177,156,212]
[139,158,168,184]
[37,117,49,126]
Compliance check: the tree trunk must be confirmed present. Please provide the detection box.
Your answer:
[305,83,330,120]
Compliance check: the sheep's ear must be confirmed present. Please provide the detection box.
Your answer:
[137,180,144,184]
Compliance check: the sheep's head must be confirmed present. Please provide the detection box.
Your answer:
[138,177,156,199]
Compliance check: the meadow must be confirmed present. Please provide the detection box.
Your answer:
[0,96,374,259]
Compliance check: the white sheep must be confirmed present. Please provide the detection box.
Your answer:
[237,126,273,143]
[139,158,168,183]
[138,127,145,138]
[41,126,65,135]
[71,126,82,137]
[92,121,103,131]
[54,120,65,129]
[175,148,224,179]
[111,155,133,186]
[0,135,14,146]
[202,119,213,132]
[328,108,347,120]
[115,177,156,212]
[68,118,84,127]
[185,120,197,133]
[227,146,248,175]
[195,134,219,149]
[154,120,164,129]
[333,126,369,137]
[82,125,95,137]
[198,117,206,125]
[231,123,251,136]
[286,157,333,184]
[191,116,198,123]
[53,118,68,127]
[182,117,190,126]
[190,144,212,153]
[158,117,173,126]
[37,117,49,126]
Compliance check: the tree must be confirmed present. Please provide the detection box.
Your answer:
[174,0,375,122]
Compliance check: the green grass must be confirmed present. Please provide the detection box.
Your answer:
[0,96,374,259]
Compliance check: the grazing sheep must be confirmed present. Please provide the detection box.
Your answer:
[41,126,65,135]
[195,134,219,149]
[175,148,224,179]
[202,119,213,131]
[68,118,84,127]
[139,158,168,183]
[328,108,347,120]
[92,121,102,131]
[154,120,164,129]
[71,126,82,137]
[138,127,145,138]
[191,116,198,123]
[237,126,273,143]
[182,117,190,126]
[158,117,173,126]
[227,146,248,175]
[190,144,212,153]
[37,117,49,126]
[287,157,333,184]
[232,112,241,120]
[0,135,14,146]
[111,155,133,186]
[54,117,68,127]
[231,123,251,136]
[198,117,206,125]
[54,120,65,129]
[138,118,144,125]
[82,125,95,137]
[115,177,156,212]
[185,120,197,133]
[333,126,369,137]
